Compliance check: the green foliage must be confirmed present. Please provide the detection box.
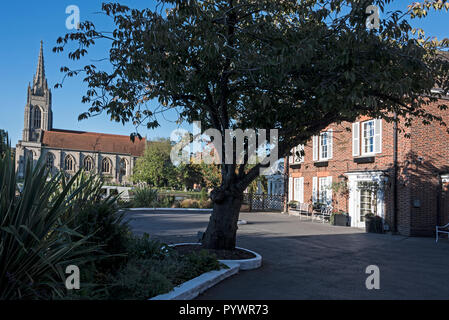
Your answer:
[107,259,174,300]
[247,175,268,194]
[132,187,158,208]
[0,150,102,299]
[331,181,349,196]
[200,188,208,201]
[177,163,204,190]
[156,194,176,208]
[180,199,199,208]
[288,200,298,208]
[0,130,9,157]
[126,233,171,260]
[132,139,178,187]
[55,0,449,249]
[107,235,221,299]
[199,163,221,189]
[70,200,131,272]
[330,211,349,225]
[179,198,213,209]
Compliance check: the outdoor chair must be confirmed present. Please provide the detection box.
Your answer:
[436,223,449,243]
[297,202,311,220]
[312,205,333,223]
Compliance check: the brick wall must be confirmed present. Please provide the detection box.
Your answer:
[288,98,449,236]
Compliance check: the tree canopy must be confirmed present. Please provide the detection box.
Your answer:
[55,0,449,249]
[132,138,178,187]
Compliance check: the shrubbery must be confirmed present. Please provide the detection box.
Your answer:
[132,187,158,207]
[0,151,104,299]
[0,149,221,300]
[99,234,222,299]
[180,198,213,209]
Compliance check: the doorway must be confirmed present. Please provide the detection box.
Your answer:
[346,171,386,229]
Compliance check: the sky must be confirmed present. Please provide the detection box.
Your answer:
[0,0,448,146]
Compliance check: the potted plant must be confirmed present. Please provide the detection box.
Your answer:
[330,210,349,226]
[365,213,383,233]
[288,200,298,209]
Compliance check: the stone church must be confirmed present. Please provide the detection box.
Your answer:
[15,42,146,183]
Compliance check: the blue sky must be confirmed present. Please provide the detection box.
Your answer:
[0,0,447,146]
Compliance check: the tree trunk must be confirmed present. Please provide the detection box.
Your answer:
[202,189,242,250]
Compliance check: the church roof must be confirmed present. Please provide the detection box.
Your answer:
[42,129,146,157]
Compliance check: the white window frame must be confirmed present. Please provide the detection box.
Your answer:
[361,120,375,156]
[314,130,333,161]
[318,176,333,205]
[356,119,382,157]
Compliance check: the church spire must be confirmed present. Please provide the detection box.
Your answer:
[32,40,47,95]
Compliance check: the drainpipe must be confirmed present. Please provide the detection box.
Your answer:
[392,112,398,233]
[283,156,289,213]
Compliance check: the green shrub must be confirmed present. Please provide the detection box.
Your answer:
[108,258,174,300]
[127,233,172,260]
[70,200,131,272]
[180,199,200,208]
[171,201,181,208]
[132,187,158,207]
[156,195,175,208]
[108,236,221,299]
[172,250,221,285]
[200,188,208,201]
[0,151,103,300]
[199,199,213,209]
[288,200,298,208]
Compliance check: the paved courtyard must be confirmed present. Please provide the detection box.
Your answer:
[125,209,449,299]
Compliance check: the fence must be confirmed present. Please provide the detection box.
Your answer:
[242,193,285,212]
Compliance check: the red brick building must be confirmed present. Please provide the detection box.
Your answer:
[287,97,449,236]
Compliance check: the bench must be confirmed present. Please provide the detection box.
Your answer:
[436,223,449,243]
[312,205,333,223]
[297,202,311,220]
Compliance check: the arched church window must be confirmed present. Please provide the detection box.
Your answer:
[119,158,127,176]
[46,153,54,169]
[64,155,75,172]
[102,157,112,174]
[33,106,42,129]
[83,156,94,172]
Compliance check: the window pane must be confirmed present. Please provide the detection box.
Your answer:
[320,133,328,159]
[360,189,373,221]
[363,121,374,154]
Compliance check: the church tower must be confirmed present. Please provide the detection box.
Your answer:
[23,41,52,142]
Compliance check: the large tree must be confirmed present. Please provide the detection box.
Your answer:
[55,0,449,249]
[132,138,178,187]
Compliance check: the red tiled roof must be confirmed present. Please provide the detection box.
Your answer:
[42,129,146,157]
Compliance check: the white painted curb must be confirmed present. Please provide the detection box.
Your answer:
[150,261,239,300]
[220,247,262,270]
[150,243,262,300]
[171,243,262,271]
[126,208,213,212]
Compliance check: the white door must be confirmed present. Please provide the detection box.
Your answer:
[354,188,375,228]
